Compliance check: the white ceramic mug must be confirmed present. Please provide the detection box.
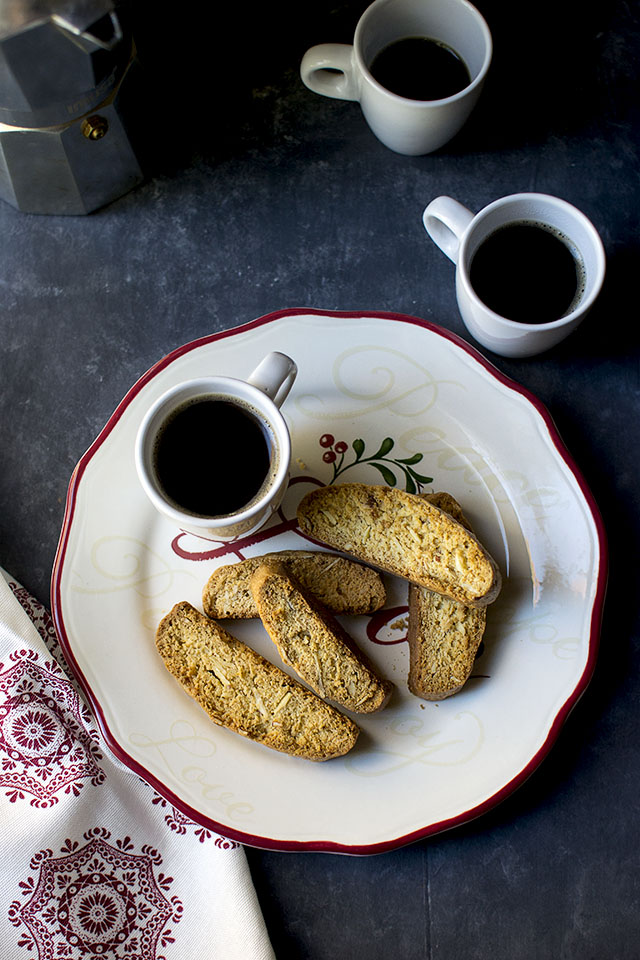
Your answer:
[300,0,492,156]
[423,193,606,357]
[135,352,297,540]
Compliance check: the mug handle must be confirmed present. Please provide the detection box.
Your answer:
[423,197,476,264]
[247,352,298,408]
[300,44,359,101]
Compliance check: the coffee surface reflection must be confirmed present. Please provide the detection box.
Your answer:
[370,36,471,101]
[469,221,585,325]
[154,397,272,517]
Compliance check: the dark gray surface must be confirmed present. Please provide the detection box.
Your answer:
[1,0,639,957]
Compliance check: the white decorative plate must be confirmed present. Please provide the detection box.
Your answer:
[51,310,607,853]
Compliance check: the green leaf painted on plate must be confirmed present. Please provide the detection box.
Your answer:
[410,471,434,484]
[396,453,424,465]
[352,438,365,459]
[371,437,394,459]
[405,473,417,494]
[370,463,397,486]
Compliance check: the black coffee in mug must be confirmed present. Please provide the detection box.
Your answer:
[469,221,585,325]
[370,36,471,101]
[153,396,273,516]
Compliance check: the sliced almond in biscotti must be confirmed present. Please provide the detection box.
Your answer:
[156,601,359,761]
[250,562,392,714]
[203,550,386,620]
[297,483,501,608]
[407,492,488,700]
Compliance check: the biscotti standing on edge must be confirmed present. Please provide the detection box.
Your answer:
[202,549,386,620]
[407,492,487,700]
[156,601,359,761]
[297,483,501,608]
[250,562,392,714]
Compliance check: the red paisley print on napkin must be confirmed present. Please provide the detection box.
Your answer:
[9,582,59,654]
[0,649,104,806]
[151,792,240,847]
[8,829,183,959]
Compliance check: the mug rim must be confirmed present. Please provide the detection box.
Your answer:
[354,0,493,105]
[457,193,607,331]
[134,376,291,530]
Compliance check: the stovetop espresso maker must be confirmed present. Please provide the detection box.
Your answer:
[0,0,143,214]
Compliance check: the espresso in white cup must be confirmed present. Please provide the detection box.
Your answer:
[300,0,492,155]
[423,193,606,357]
[135,352,297,540]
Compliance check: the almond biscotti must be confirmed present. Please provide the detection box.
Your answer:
[156,601,359,761]
[250,562,392,714]
[297,483,501,608]
[407,493,487,700]
[202,550,386,620]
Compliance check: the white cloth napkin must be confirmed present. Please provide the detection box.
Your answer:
[0,568,276,960]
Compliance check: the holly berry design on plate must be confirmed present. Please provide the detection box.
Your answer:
[318,434,433,492]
